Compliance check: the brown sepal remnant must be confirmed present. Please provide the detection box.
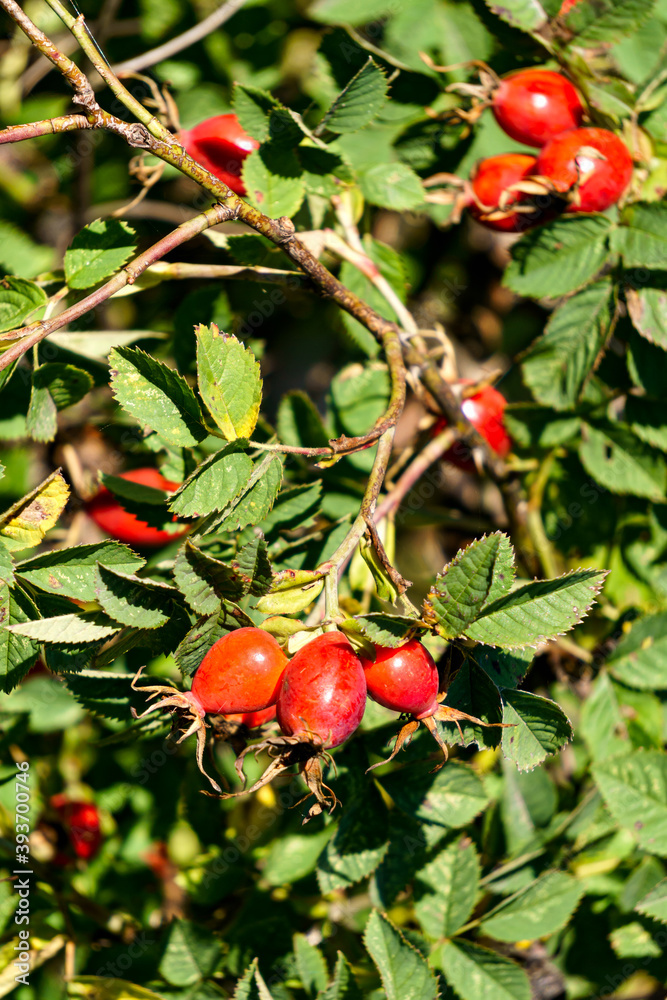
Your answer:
[367,703,512,774]
[202,734,340,824]
[130,668,222,793]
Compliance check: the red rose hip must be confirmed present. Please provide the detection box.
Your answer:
[192,627,288,715]
[469,153,540,233]
[536,127,633,213]
[181,113,260,196]
[277,632,367,749]
[363,640,439,719]
[492,69,584,148]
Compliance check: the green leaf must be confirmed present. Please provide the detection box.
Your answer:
[233,83,279,143]
[473,645,534,689]
[98,472,181,532]
[26,381,57,443]
[174,602,254,678]
[0,544,14,586]
[480,870,584,941]
[564,0,657,47]
[321,59,388,134]
[158,919,222,987]
[423,533,515,639]
[521,280,615,411]
[345,613,426,648]
[66,978,168,1000]
[62,669,155,721]
[504,215,612,299]
[580,673,629,762]
[626,272,667,348]
[294,934,328,997]
[625,396,667,450]
[309,0,393,25]
[235,535,272,597]
[258,481,322,536]
[64,218,136,289]
[15,540,145,601]
[414,838,480,938]
[359,162,424,211]
[481,0,547,31]
[464,569,605,648]
[109,346,207,448]
[169,444,253,518]
[501,690,573,770]
[255,568,324,615]
[635,877,667,925]
[261,825,334,886]
[0,585,40,692]
[94,565,174,629]
[242,144,305,218]
[379,762,489,833]
[437,660,505,750]
[440,939,531,1000]
[613,203,667,268]
[173,540,247,613]
[32,363,93,410]
[212,453,283,534]
[277,391,329,449]
[7,611,119,644]
[317,953,363,1000]
[196,324,262,441]
[233,959,276,1000]
[579,421,667,500]
[0,222,55,279]
[0,276,46,332]
[606,613,667,689]
[609,921,662,958]
[330,363,390,436]
[593,749,667,856]
[363,911,439,1000]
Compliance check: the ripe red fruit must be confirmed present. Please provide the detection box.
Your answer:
[535,127,633,213]
[363,640,439,719]
[469,153,540,233]
[192,629,288,716]
[435,381,512,470]
[492,69,584,148]
[225,705,277,729]
[276,632,367,749]
[51,795,102,862]
[132,627,287,792]
[181,114,260,196]
[87,467,188,548]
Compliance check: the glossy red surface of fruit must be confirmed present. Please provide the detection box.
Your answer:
[469,153,539,233]
[276,632,367,749]
[181,113,260,196]
[225,704,277,729]
[192,627,288,715]
[51,795,102,861]
[461,384,512,457]
[363,640,439,719]
[492,69,584,147]
[87,467,188,548]
[536,127,633,213]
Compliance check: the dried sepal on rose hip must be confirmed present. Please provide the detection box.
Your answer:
[131,627,288,792]
[215,631,367,822]
[361,640,510,770]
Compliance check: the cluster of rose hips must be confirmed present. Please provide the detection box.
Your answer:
[134,627,502,818]
[466,69,633,232]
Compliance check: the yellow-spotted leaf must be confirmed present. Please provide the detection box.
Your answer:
[0,470,70,549]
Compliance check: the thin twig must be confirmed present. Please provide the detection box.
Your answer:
[0,202,237,370]
[111,0,249,76]
[0,115,91,144]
